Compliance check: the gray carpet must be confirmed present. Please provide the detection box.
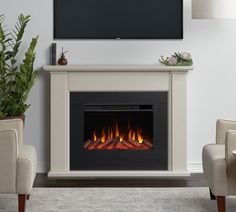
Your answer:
[0,187,236,212]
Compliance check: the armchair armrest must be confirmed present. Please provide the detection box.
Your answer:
[226,130,236,162]
[225,130,236,193]
[232,149,236,156]
[0,129,18,193]
[0,119,23,144]
[216,119,236,144]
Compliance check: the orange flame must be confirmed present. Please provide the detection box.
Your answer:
[101,128,106,143]
[128,130,132,140]
[93,132,97,142]
[132,131,136,141]
[92,123,144,143]
[110,130,113,139]
[115,123,119,137]
[137,130,143,144]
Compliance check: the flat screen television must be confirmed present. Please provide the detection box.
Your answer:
[54,0,183,39]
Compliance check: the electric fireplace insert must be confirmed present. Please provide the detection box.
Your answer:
[70,92,168,170]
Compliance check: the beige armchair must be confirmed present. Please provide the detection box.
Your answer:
[0,118,37,212]
[203,119,236,212]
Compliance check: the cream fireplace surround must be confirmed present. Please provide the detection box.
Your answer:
[44,64,193,177]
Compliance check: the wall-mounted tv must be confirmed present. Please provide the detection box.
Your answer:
[54,0,183,39]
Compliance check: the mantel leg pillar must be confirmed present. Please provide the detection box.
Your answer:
[171,73,187,172]
[50,72,69,174]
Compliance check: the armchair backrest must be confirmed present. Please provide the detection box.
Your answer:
[216,119,236,144]
[0,119,23,144]
[0,129,18,193]
[0,119,23,193]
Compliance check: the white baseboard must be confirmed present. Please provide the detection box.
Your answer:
[37,163,49,173]
[48,171,190,177]
[187,163,203,173]
[37,162,203,174]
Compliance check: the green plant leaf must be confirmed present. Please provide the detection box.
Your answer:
[0,14,38,117]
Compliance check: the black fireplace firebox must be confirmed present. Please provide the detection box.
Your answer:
[70,92,168,170]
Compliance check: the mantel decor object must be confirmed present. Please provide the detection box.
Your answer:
[51,43,57,65]
[58,48,68,65]
[159,52,193,66]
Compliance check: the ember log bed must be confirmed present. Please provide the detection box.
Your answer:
[85,138,153,150]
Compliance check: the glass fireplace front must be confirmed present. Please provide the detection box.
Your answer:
[84,109,153,151]
[70,92,168,170]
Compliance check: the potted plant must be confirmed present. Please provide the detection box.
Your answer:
[0,14,38,121]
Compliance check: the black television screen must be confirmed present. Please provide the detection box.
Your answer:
[54,0,183,39]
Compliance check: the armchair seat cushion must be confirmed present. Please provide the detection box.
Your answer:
[16,145,37,194]
[202,144,227,196]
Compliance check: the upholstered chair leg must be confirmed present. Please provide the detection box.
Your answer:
[26,194,30,200]
[216,196,225,212]
[209,188,216,200]
[18,194,27,212]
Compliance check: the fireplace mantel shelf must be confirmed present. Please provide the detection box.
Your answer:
[43,64,193,73]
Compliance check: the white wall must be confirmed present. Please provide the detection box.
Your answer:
[2,0,236,172]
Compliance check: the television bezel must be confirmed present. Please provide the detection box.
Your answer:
[53,0,183,40]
